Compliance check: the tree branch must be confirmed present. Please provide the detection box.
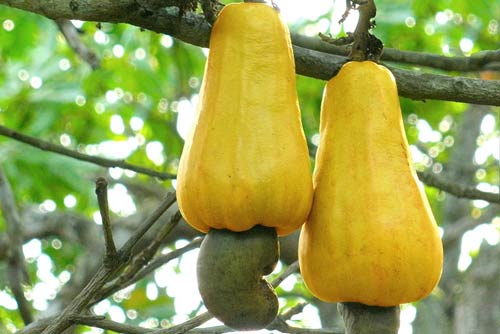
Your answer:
[0,124,175,180]
[1,0,499,105]
[417,171,500,204]
[95,177,118,263]
[39,192,177,334]
[291,33,500,72]
[0,166,34,325]
[55,18,100,69]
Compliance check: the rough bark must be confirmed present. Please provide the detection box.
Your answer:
[1,1,499,105]
[413,105,493,333]
[454,243,500,334]
[338,303,400,334]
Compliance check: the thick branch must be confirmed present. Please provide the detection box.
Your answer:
[291,33,500,72]
[1,1,499,105]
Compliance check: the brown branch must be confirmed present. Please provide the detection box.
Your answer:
[0,166,33,325]
[1,0,499,105]
[417,171,500,204]
[338,303,400,334]
[0,124,176,180]
[349,0,378,61]
[95,177,118,262]
[291,33,500,72]
[39,192,177,334]
[55,19,100,69]
[95,236,202,303]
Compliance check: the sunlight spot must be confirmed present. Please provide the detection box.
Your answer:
[458,223,499,271]
[75,95,86,106]
[59,133,71,147]
[58,58,71,71]
[438,115,453,132]
[176,97,197,140]
[23,239,42,260]
[39,199,57,212]
[467,14,478,25]
[112,44,125,58]
[290,304,321,328]
[160,35,174,48]
[109,305,126,323]
[3,19,15,31]
[59,270,71,284]
[135,48,146,60]
[188,77,200,89]
[130,116,144,132]
[480,114,496,134]
[17,69,29,81]
[405,16,416,28]
[459,38,474,53]
[441,44,450,54]
[435,11,448,25]
[279,274,297,292]
[95,138,138,160]
[95,102,106,114]
[110,114,125,134]
[311,133,320,146]
[399,304,417,334]
[51,238,62,250]
[488,19,498,35]
[0,290,18,310]
[108,183,137,216]
[146,141,165,165]
[64,194,77,208]
[71,20,84,28]
[409,145,425,164]
[93,299,111,315]
[94,30,109,45]
[276,0,332,23]
[147,282,159,301]
[30,76,43,89]
[93,211,102,225]
[127,309,138,320]
[417,119,442,142]
[105,90,119,104]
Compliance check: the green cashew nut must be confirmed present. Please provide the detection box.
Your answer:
[197,225,280,330]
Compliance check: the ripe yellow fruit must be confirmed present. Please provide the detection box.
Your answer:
[299,61,443,306]
[176,3,313,236]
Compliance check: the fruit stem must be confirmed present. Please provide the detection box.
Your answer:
[349,0,383,61]
[338,302,400,334]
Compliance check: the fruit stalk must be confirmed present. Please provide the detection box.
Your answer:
[338,303,400,334]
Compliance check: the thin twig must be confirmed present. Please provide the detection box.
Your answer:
[0,124,176,180]
[152,312,215,334]
[95,177,118,262]
[118,191,177,262]
[55,19,100,69]
[271,261,300,288]
[417,171,500,204]
[96,236,203,303]
[40,192,177,334]
[0,166,33,325]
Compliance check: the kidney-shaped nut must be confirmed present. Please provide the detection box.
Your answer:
[197,225,280,330]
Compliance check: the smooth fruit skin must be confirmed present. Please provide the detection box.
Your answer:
[298,61,443,306]
[176,3,313,236]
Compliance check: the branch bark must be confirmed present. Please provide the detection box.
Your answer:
[1,0,499,105]
[0,166,33,325]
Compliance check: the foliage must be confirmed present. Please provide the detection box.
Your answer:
[0,0,498,333]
